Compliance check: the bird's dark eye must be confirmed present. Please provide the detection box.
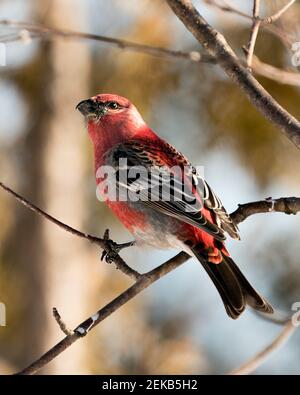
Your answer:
[106,101,120,110]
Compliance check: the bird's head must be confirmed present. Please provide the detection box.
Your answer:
[77,94,156,166]
[76,93,146,137]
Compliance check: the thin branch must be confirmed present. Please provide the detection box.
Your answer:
[254,309,292,325]
[251,55,300,87]
[0,181,141,281]
[0,182,101,243]
[246,0,261,70]
[204,0,296,25]
[0,19,213,63]
[230,197,300,224]
[229,320,296,375]
[16,251,190,375]
[204,0,295,47]
[166,0,300,149]
[0,20,298,89]
[203,0,252,20]
[263,0,296,24]
[52,308,74,336]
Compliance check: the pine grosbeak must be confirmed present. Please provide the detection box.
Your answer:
[77,93,273,319]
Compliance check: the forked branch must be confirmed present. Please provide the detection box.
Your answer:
[166,0,300,149]
[0,181,299,374]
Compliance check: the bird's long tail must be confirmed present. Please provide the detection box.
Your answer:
[192,245,274,319]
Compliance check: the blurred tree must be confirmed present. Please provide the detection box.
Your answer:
[38,0,94,374]
[0,33,52,370]
[194,23,300,187]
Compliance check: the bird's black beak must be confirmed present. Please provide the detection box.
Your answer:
[76,99,96,116]
[76,99,108,119]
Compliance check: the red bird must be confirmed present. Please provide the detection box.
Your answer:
[77,93,273,319]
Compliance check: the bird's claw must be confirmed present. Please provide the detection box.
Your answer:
[101,229,135,264]
[101,240,120,263]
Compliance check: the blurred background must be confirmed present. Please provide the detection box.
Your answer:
[0,0,299,374]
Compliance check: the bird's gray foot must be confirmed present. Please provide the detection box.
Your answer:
[101,229,135,263]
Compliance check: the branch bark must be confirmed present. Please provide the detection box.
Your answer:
[230,197,300,224]
[166,0,300,149]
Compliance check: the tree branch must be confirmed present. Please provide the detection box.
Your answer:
[16,251,190,375]
[0,19,213,63]
[229,320,296,375]
[0,179,298,374]
[230,197,300,224]
[204,0,296,25]
[0,181,140,281]
[52,308,74,337]
[0,20,298,89]
[263,0,296,24]
[166,0,300,149]
[203,0,294,46]
[251,55,300,87]
[203,0,252,20]
[246,0,261,70]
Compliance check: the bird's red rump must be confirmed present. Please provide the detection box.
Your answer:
[186,206,228,264]
[191,228,223,264]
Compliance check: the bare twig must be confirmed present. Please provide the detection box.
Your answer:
[204,0,296,25]
[254,309,292,325]
[230,197,300,224]
[0,19,213,63]
[263,0,296,24]
[0,182,102,243]
[0,181,141,281]
[0,20,298,89]
[203,0,252,20]
[166,0,300,149]
[52,308,74,336]
[251,55,300,87]
[204,0,295,47]
[229,320,296,375]
[16,251,190,375]
[246,0,261,70]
